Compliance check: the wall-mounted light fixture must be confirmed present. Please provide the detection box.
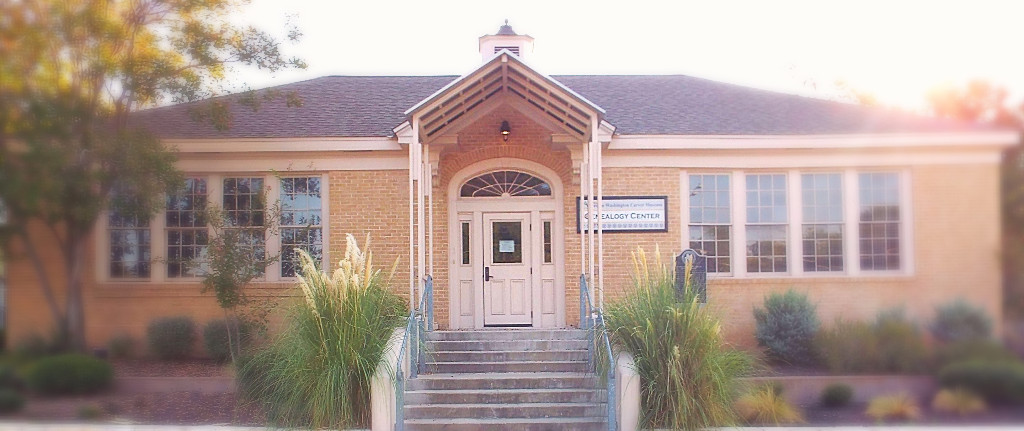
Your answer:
[500,121,511,142]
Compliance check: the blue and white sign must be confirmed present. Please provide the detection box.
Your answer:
[577,196,668,233]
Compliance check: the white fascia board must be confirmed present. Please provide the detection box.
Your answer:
[608,132,1020,150]
[393,121,413,144]
[166,137,402,153]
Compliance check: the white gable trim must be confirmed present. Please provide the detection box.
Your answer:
[608,132,1019,150]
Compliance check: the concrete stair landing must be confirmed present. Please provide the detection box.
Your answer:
[403,328,606,431]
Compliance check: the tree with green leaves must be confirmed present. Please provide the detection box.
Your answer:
[200,192,282,364]
[0,0,305,351]
[928,80,1024,318]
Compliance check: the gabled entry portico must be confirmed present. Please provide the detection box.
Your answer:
[396,45,614,330]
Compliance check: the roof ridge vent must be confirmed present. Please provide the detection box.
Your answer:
[479,20,534,62]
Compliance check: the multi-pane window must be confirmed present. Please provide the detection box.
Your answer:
[109,197,151,278]
[280,177,323,277]
[223,177,267,274]
[859,173,901,270]
[166,178,209,278]
[688,174,731,273]
[745,174,788,273]
[802,173,844,272]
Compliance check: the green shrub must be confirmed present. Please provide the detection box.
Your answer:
[938,360,1024,405]
[14,333,61,358]
[107,334,136,359]
[753,290,820,365]
[0,365,23,391]
[203,318,253,362]
[606,247,754,430]
[815,310,928,374]
[0,388,24,413]
[820,383,854,408]
[735,383,803,425]
[147,316,196,360]
[817,319,879,373]
[26,354,112,395]
[934,339,1017,369]
[930,300,993,343]
[241,236,406,428]
[77,404,102,420]
[873,309,929,373]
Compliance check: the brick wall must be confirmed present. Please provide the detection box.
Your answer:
[2,147,1004,353]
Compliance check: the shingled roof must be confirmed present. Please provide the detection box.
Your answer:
[131,74,988,139]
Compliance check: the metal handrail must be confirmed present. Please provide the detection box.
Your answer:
[394,275,433,431]
[580,274,617,431]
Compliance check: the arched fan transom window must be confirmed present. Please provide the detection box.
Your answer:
[460,170,552,197]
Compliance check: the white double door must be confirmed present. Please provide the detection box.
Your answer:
[483,212,533,326]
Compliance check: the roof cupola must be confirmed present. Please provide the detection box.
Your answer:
[478,20,534,62]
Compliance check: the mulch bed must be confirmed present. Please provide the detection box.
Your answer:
[14,391,265,425]
[3,359,261,426]
[801,402,1024,426]
[112,358,231,378]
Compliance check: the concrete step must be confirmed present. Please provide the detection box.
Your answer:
[428,339,588,351]
[426,329,587,341]
[430,349,587,363]
[405,388,607,404]
[403,417,606,431]
[404,402,605,419]
[407,372,600,391]
[426,360,588,374]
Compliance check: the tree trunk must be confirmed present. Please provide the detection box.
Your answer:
[65,231,88,352]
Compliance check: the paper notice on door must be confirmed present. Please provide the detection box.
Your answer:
[499,240,515,253]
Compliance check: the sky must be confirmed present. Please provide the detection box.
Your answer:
[235,0,1024,112]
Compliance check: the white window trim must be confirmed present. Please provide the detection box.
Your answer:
[276,174,328,280]
[682,168,914,280]
[743,172,791,277]
[798,171,845,275]
[97,172,330,284]
[681,171,735,277]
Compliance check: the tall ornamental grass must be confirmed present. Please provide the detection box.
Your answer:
[240,235,406,428]
[605,247,754,430]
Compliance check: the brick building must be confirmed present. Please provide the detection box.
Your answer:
[4,23,1018,349]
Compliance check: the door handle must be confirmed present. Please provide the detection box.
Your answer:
[484,266,493,281]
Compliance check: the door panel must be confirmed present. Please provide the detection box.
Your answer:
[484,213,532,326]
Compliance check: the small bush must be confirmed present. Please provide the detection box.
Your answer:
[753,290,820,365]
[26,354,113,395]
[735,383,804,425]
[820,383,854,408]
[0,388,24,413]
[816,310,929,374]
[203,319,252,362]
[14,333,61,358]
[77,404,102,420]
[865,393,921,423]
[932,388,987,416]
[107,334,136,359]
[938,360,1024,405]
[930,300,993,344]
[0,365,23,390]
[817,319,879,373]
[147,316,196,360]
[873,309,929,373]
[934,339,1017,369]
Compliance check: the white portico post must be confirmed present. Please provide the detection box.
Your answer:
[593,120,604,310]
